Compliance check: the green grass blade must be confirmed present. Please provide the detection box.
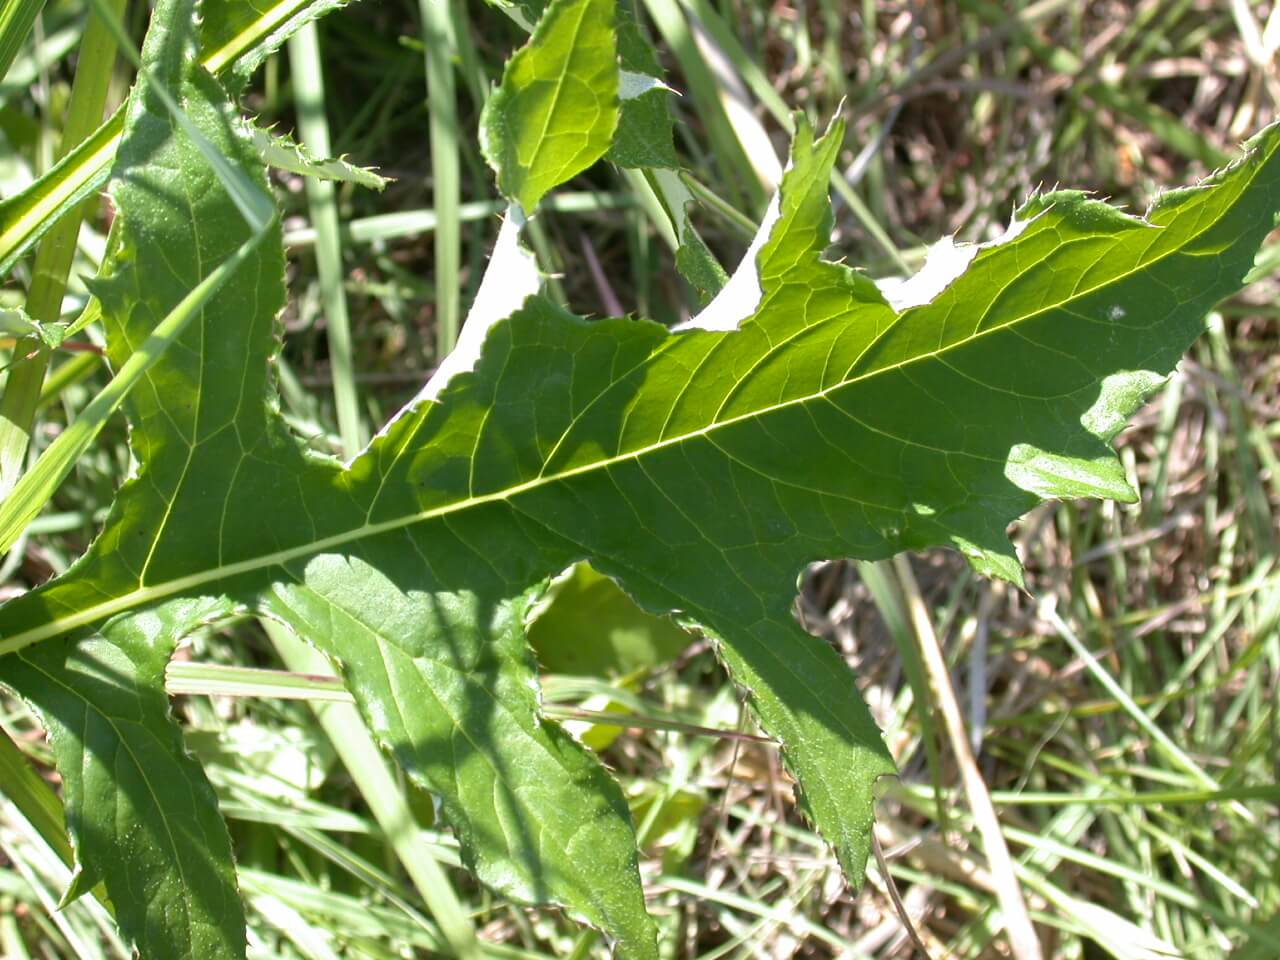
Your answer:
[0,0,125,496]
[0,727,73,871]
[287,21,364,457]
[1041,601,1236,798]
[640,0,766,212]
[0,103,121,280]
[0,0,359,281]
[0,0,46,84]
[281,193,629,248]
[420,0,463,357]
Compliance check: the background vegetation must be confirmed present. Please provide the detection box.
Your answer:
[1,0,1277,957]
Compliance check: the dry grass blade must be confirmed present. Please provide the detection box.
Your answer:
[894,555,1043,960]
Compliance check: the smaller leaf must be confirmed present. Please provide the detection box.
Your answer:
[0,725,74,872]
[480,0,619,210]
[0,306,65,348]
[675,222,729,305]
[0,108,122,280]
[606,3,677,169]
[527,562,691,678]
[251,124,389,190]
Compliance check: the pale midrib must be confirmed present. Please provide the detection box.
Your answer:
[1,145,1267,657]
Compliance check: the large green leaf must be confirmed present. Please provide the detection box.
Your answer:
[5,0,1280,956]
